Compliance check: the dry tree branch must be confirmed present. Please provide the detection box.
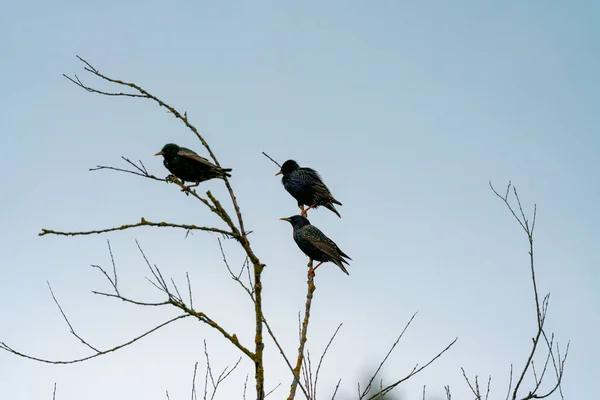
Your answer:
[0,314,190,364]
[47,281,100,353]
[90,156,166,182]
[312,323,343,400]
[243,374,249,400]
[191,362,199,400]
[132,242,256,361]
[262,152,282,168]
[218,238,254,300]
[488,181,569,400]
[39,218,233,238]
[366,336,458,400]
[266,383,282,398]
[203,340,243,400]
[294,322,343,399]
[461,369,492,400]
[360,312,418,399]
[90,157,222,210]
[262,316,310,399]
[287,271,317,400]
[505,364,514,400]
[331,379,342,400]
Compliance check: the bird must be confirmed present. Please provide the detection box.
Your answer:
[280,215,351,275]
[155,143,232,190]
[276,159,342,218]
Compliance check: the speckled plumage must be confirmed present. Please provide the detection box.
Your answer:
[281,215,351,275]
[155,143,232,188]
[277,160,342,218]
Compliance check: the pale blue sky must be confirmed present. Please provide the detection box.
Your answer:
[1,1,598,399]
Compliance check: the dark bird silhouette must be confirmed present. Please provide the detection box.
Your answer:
[155,143,232,190]
[276,160,342,218]
[280,215,351,275]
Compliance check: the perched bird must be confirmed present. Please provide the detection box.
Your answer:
[155,143,232,190]
[276,160,342,218]
[280,215,351,275]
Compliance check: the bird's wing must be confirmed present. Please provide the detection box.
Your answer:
[305,226,342,259]
[177,147,218,169]
[300,168,335,199]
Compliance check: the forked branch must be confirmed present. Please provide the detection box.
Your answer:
[480,181,570,400]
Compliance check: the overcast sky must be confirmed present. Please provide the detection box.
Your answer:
[1,1,598,399]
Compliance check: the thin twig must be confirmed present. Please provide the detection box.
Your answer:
[331,378,342,400]
[47,281,100,353]
[262,152,281,168]
[361,313,418,399]
[313,323,343,399]
[367,337,458,400]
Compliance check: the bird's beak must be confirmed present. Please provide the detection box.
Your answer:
[279,217,290,222]
[154,151,164,156]
[275,171,282,176]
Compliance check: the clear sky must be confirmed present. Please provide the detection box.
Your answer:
[1,1,598,399]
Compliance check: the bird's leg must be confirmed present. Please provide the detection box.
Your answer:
[307,259,313,268]
[181,181,200,191]
[308,261,324,275]
[300,204,317,217]
[298,204,305,214]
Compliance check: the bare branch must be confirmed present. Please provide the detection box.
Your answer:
[361,312,418,399]
[287,272,317,400]
[0,315,190,364]
[331,378,342,400]
[262,316,309,399]
[461,368,480,399]
[90,156,165,182]
[90,290,170,306]
[366,337,458,400]
[262,152,282,168]
[187,272,194,310]
[265,383,282,398]
[47,281,100,353]
[313,323,343,400]
[218,238,254,300]
[40,217,233,238]
[490,182,569,400]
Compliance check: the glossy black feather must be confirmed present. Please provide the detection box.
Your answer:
[279,160,342,217]
[157,143,232,184]
[281,215,351,275]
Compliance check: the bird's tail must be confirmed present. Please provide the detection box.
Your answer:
[324,202,342,218]
[339,249,352,261]
[333,259,350,275]
[219,168,233,178]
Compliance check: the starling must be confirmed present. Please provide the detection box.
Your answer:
[280,215,351,275]
[276,160,342,218]
[155,143,232,190]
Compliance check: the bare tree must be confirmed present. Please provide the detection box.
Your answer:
[0,56,455,400]
[1,57,568,400]
[455,182,569,400]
